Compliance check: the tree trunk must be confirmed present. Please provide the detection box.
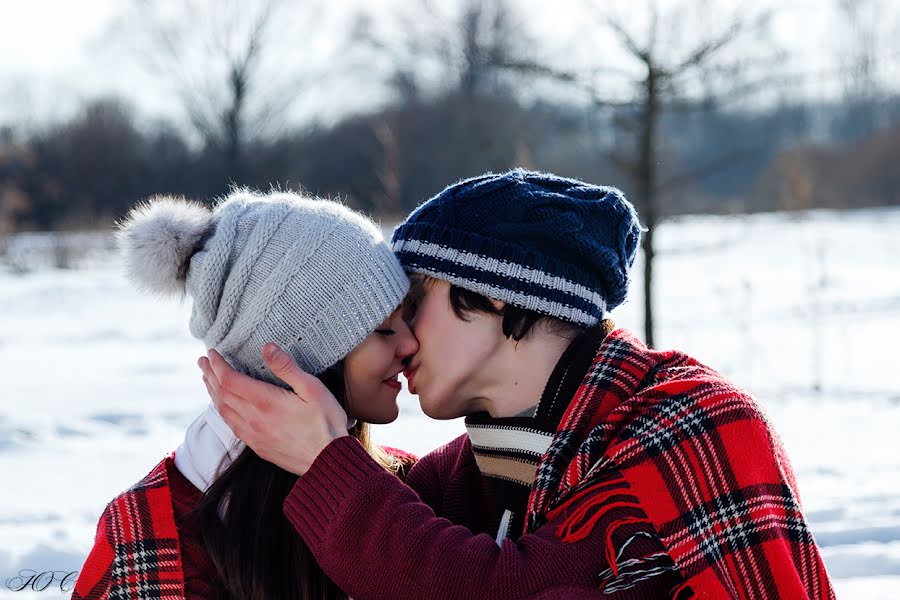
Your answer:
[639,66,659,348]
[224,66,247,183]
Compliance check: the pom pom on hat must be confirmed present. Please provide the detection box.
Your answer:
[116,196,214,297]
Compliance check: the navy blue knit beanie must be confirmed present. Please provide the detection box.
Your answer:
[391,169,643,327]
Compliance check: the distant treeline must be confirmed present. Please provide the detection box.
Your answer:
[1,91,898,232]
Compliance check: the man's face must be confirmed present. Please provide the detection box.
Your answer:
[402,276,506,419]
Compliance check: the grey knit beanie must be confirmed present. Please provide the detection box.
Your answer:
[116,189,410,383]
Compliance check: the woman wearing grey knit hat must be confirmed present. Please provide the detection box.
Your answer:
[72,189,418,600]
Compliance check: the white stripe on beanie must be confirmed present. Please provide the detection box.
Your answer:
[393,238,606,310]
[406,266,601,326]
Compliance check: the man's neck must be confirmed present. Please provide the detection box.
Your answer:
[464,321,613,543]
[479,326,574,419]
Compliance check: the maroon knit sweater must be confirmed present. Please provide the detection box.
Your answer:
[284,325,680,599]
[286,435,676,599]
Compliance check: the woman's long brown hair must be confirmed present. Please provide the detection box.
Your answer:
[194,359,407,600]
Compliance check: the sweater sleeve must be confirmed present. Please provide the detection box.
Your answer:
[399,438,454,512]
[284,436,679,600]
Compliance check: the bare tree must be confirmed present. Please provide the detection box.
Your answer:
[353,0,530,202]
[497,0,779,347]
[355,0,525,100]
[112,0,324,182]
[837,0,883,102]
[834,0,893,137]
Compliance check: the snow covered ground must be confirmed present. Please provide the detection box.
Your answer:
[1,208,899,598]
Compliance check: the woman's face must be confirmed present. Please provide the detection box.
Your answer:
[343,307,419,424]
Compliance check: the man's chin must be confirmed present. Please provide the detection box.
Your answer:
[418,395,465,420]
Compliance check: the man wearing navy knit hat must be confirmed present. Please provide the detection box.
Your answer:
[203,170,835,599]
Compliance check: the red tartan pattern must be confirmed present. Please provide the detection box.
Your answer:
[72,447,415,600]
[72,457,185,600]
[525,328,835,599]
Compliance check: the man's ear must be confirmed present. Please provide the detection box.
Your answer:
[490,299,506,312]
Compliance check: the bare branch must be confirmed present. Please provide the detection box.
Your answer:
[672,7,773,75]
[604,15,650,62]
[646,0,660,57]
[601,147,640,178]
[492,59,636,107]
[655,144,762,193]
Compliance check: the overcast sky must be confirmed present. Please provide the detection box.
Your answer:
[1,0,896,130]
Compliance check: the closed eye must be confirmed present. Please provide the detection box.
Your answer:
[375,329,396,336]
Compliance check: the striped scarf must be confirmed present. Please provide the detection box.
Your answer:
[465,321,614,543]
[525,328,835,599]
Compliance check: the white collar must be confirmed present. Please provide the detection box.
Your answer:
[174,404,246,492]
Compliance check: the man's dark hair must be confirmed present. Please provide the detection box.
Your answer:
[408,274,586,342]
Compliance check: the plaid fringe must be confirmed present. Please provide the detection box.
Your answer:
[524,329,835,599]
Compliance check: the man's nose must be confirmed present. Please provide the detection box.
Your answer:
[396,322,420,361]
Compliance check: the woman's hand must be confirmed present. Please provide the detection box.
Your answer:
[198,343,350,476]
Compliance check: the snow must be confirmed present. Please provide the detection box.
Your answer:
[1,207,899,598]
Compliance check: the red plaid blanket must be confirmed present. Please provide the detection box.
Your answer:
[525,328,835,598]
[72,457,185,600]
